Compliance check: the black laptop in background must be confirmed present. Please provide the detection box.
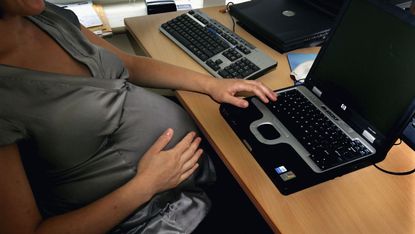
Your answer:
[229,0,345,52]
[220,0,415,195]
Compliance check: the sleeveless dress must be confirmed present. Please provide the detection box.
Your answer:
[0,3,215,233]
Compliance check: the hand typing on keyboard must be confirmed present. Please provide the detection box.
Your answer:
[206,78,277,108]
[157,9,278,107]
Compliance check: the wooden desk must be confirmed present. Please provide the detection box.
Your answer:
[124,7,415,234]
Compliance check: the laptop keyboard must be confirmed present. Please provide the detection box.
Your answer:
[160,10,277,79]
[266,89,371,170]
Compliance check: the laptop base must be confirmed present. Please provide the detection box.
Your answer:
[229,0,335,53]
[219,94,375,195]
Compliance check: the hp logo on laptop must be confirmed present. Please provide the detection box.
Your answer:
[282,10,296,17]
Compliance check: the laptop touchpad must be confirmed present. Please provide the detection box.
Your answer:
[257,124,281,140]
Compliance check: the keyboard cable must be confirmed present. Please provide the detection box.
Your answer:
[219,2,236,32]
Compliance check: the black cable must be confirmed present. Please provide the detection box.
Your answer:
[374,138,414,175]
[373,164,415,175]
[226,2,236,32]
[394,138,402,145]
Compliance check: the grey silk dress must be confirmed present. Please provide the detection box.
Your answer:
[0,3,215,233]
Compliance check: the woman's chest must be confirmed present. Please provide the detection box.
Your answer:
[1,23,92,78]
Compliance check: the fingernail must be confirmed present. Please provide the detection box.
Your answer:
[165,128,172,136]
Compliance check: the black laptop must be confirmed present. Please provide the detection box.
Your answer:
[229,0,345,52]
[220,0,415,195]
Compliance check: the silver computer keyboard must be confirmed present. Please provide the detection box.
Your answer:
[160,10,277,79]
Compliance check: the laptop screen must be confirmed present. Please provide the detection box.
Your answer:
[306,0,415,139]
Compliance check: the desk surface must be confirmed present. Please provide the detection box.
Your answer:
[124,6,415,234]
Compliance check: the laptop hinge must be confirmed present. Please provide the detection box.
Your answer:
[312,86,322,97]
[362,130,376,143]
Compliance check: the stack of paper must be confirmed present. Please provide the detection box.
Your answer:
[59,1,103,28]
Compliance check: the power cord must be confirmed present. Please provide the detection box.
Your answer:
[373,137,414,175]
[394,139,402,146]
[373,164,415,175]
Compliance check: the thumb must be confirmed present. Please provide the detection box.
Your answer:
[147,128,174,155]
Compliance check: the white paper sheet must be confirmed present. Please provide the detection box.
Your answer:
[59,1,103,28]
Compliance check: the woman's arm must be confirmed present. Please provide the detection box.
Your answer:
[81,28,276,108]
[0,129,201,234]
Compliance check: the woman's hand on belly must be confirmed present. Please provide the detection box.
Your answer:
[133,128,203,195]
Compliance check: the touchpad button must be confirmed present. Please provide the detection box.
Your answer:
[257,124,281,140]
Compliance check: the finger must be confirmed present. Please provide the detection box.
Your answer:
[253,81,277,101]
[171,131,197,154]
[146,128,174,155]
[244,81,270,103]
[182,148,203,172]
[223,95,249,108]
[180,163,200,182]
[227,81,267,104]
[242,80,276,102]
[180,137,202,163]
